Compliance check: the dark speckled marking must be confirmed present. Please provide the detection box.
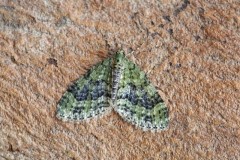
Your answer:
[69,80,110,101]
[141,92,158,109]
[77,86,89,101]
[144,115,153,123]
[91,80,108,100]
[117,83,163,110]
[73,106,84,115]
[129,85,138,105]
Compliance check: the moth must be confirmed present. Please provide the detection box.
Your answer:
[56,50,169,131]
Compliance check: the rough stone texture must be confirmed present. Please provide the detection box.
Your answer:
[0,0,239,159]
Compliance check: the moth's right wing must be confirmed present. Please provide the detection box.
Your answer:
[115,57,169,131]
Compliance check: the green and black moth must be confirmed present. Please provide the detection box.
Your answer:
[56,50,169,131]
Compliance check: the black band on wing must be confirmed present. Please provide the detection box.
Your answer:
[67,80,111,102]
[117,83,164,109]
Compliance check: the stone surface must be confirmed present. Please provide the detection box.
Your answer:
[0,0,239,159]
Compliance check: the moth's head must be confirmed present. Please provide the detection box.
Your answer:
[115,50,125,62]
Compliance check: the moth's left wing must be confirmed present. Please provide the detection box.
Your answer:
[115,57,169,131]
[56,57,113,121]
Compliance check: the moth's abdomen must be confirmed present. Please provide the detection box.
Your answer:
[111,63,123,103]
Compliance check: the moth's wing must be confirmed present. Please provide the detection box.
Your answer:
[115,58,169,131]
[56,57,113,121]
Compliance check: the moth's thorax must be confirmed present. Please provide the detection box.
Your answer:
[111,52,125,102]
